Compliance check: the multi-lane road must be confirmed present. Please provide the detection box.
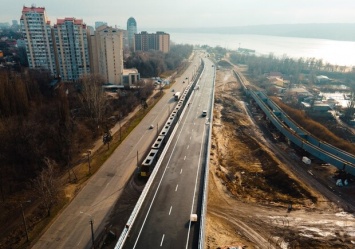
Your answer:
[122,58,215,249]
[33,53,205,249]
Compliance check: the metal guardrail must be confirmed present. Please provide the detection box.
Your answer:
[249,90,355,176]
[114,122,177,248]
[198,60,215,249]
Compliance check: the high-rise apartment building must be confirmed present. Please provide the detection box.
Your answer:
[156,31,170,53]
[134,31,170,53]
[53,18,90,81]
[95,21,107,30]
[90,25,124,84]
[20,6,57,75]
[12,20,19,31]
[127,17,137,50]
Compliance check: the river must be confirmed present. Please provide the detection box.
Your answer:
[170,32,355,67]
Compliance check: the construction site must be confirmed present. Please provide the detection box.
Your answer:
[205,61,355,249]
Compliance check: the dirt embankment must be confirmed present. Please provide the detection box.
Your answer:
[206,65,355,249]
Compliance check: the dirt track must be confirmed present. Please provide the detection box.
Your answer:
[205,64,355,249]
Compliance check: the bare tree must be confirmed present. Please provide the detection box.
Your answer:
[344,91,355,122]
[78,74,107,128]
[103,129,112,150]
[32,158,59,217]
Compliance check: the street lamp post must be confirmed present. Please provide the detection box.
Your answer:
[80,211,95,249]
[89,218,95,249]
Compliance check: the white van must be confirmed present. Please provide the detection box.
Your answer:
[190,214,198,222]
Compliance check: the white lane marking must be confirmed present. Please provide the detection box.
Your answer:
[184,156,186,160]
[190,136,192,140]
[180,169,183,174]
[175,184,179,191]
[103,182,110,190]
[160,234,165,247]
[169,206,172,215]
[187,145,189,149]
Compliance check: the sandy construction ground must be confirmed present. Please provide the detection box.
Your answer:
[205,63,355,249]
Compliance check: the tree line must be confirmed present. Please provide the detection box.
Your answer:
[124,44,193,77]
[229,52,355,85]
[0,70,156,197]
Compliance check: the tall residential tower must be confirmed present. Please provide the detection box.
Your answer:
[53,18,90,81]
[90,25,124,84]
[20,5,57,75]
[127,17,137,50]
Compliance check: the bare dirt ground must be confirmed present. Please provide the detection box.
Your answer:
[205,63,355,249]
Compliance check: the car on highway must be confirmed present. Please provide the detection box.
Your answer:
[202,110,207,117]
[190,214,198,222]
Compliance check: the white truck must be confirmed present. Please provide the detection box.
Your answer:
[174,92,181,101]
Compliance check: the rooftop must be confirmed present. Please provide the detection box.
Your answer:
[22,6,45,13]
[123,68,138,75]
[56,18,84,25]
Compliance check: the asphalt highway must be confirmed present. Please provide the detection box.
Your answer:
[123,58,215,249]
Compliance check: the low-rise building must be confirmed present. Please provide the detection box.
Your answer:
[122,68,140,88]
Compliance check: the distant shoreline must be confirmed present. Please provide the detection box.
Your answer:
[168,32,355,66]
[159,23,355,42]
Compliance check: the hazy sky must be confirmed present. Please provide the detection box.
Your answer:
[2,0,355,30]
